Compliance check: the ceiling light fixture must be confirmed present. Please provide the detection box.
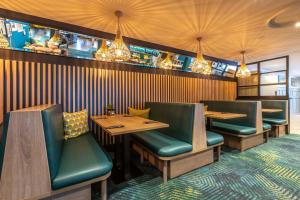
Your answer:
[190,37,211,75]
[295,22,300,28]
[159,52,173,69]
[0,30,9,49]
[236,51,251,78]
[108,10,131,62]
[95,39,111,61]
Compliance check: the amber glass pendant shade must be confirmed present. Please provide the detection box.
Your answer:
[95,39,111,61]
[108,10,131,62]
[159,53,173,69]
[0,31,9,49]
[236,51,251,78]
[190,37,211,75]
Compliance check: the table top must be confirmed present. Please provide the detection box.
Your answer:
[262,108,283,113]
[205,111,247,120]
[91,115,169,136]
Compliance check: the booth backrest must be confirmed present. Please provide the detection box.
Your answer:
[262,100,288,120]
[0,113,10,176]
[203,101,258,128]
[41,105,65,180]
[145,102,196,145]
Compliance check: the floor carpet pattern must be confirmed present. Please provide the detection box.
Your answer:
[107,134,300,200]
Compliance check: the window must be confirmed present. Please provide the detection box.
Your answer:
[237,56,288,99]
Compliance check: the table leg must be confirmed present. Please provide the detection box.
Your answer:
[207,117,212,130]
[123,134,131,180]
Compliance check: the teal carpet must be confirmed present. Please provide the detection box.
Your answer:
[107,134,300,200]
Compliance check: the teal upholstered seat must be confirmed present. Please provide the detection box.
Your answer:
[262,100,287,126]
[52,133,112,190]
[41,105,112,190]
[263,123,272,130]
[212,121,256,135]
[0,113,10,176]
[263,118,287,125]
[206,131,224,146]
[133,130,192,157]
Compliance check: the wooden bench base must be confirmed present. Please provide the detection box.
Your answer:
[210,129,265,152]
[269,124,288,137]
[41,173,110,200]
[132,142,217,183]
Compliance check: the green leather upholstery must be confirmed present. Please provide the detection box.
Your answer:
[52,133,112,190]
[145,102,195,144]
[41,105,112,190]
[263,118,287,125]
[41,105,65,180]
[203,101,257,128]
[133,130,192,157]
[263,123,272,130]
[262,100,287,121]
[211,121,256,135]
[206,131,224,146]
[0,113,10,176]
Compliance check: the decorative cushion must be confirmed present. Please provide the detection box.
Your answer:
[206,131,224,146]
[63,110,89,140]
[133,130,192,157]
[128,107,150,119]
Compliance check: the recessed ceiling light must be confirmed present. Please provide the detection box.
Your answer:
[295,22,300,28]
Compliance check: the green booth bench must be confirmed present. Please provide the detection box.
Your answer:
[131,102,224,183]
[262,100,289,137]
[0,105,112,200]
[203,101,265,152]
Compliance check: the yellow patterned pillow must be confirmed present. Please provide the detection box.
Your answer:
[63,109,89,140]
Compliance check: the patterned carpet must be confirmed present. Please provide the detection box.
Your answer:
[105,134,300,200]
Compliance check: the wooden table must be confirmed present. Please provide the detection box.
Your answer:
[205,111,247,120]
[204,111,247,129]
[91,114,169,180]
[91,115,169,136]
[262,109,282,113]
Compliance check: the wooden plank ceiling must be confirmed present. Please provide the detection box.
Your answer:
[0,0,299,63]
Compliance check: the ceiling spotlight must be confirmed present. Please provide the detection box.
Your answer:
[295,22,300,28]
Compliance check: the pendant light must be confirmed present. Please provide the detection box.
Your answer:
[95,39,111,61]
[108,10,131,62]
[0,30,9,49]
[159,52,173,69]
[190,37,211,74]
[236,51,251,78]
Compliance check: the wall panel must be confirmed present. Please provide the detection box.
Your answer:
[0,57,236,145]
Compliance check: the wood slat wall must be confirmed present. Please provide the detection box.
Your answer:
[0,58,236,144]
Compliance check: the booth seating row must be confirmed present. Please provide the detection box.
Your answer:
[0,105,112,200]
[261,100,289,137]
[203,101,265,152]
[132,102,224,183]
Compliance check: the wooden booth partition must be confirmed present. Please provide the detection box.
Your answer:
[0,49,237,145]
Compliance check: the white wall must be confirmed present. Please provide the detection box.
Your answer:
[289,51,300,134]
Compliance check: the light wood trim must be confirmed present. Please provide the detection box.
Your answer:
[192,103,207,152]
[256,101,263,134]
[168,149,213,179]
[42,185,91,200]
[0,110,52,200]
